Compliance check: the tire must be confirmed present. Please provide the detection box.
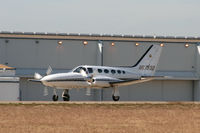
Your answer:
[112,95,120,101]
[63,94,70,101]
[52,95,58,101]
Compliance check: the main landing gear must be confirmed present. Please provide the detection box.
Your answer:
[62,89,70,101]
[112,95,120,101]
[52,95,58,101]
[52,89,70,101]
[52,88,119,102]
[112,87,120,101]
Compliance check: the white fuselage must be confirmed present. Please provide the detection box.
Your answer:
[41,65,140,89]
[39,44,163,90]
[30,44,163,101]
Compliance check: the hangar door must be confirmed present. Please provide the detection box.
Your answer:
[102,80,193,101]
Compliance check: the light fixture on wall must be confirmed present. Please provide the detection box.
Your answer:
[135,43,140,46]
[160,43,164,47]
[57,41,63,45]
[185,43,189,48]
[83,41,88,45]
[111,42,115,46]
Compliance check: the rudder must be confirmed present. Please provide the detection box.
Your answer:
[133,45,163,76]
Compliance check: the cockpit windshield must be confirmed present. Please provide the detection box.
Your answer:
[73,67,87,73]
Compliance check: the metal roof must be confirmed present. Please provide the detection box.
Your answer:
[0,31,200,43]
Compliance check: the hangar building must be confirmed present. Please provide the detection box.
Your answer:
[0,31,200,101]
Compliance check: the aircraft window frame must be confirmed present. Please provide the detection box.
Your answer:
[111,69,116,74]
[73,67,87,73]
[73,67,82,73]
[87,68,93,73]
[122,71,126,74]
[117,70,121,74]
[98,69,102,73]
[104,69,109,74]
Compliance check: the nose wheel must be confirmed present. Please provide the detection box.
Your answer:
[52,95,58,101]
[62,89,70,101]
[52,88,58,101]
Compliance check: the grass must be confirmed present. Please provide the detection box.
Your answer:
[0,102,200,133]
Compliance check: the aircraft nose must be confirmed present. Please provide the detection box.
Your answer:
[41,76,50,82]
[40,76,53,86]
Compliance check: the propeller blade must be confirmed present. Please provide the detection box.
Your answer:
[88,76,94,83]
[86,69,97,83]
[43,86,48,96]
[80,69,87,77]
[34,73,42,80]
[86,88,91,96]
[46,66,52,75]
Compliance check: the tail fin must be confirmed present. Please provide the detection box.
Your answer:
[132,45,163,76]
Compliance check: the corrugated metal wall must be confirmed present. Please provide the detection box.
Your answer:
[0,38,196,101]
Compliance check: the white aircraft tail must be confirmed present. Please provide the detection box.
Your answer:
[132,45,163,76]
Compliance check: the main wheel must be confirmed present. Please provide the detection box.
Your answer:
[63,94,70,101]
[52,95,58,101]
[112,95,120,101]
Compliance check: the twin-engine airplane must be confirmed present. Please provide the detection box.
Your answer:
[29,44,163,101]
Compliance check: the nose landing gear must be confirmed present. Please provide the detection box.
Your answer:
[52,88,58,101]
[51,89,70,101]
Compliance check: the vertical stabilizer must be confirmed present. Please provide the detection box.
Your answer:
[132,45,163,76]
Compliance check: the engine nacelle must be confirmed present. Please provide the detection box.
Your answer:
[89,76,120,88]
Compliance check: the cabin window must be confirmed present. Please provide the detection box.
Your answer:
[87,68,93,73]
[111,70,116,74]
[104,69,109,73]
[98,69,102,73]
[122,71,126,74]
[117,70,121,74]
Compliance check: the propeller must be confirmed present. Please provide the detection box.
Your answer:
[80,69,87,77]
[43,66,53,96]
[33,66,52,96]
[86,88,91,96]
[34,73,42,80]
[46,65,52,75]
[43,86,48,96]
[80,69,93,84]
[80,68,98,96]
[87,70,98,84]
[34,65,52,80]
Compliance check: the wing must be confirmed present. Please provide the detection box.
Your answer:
[110,76,168,87]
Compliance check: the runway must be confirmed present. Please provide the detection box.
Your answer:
[0,101,200,105]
